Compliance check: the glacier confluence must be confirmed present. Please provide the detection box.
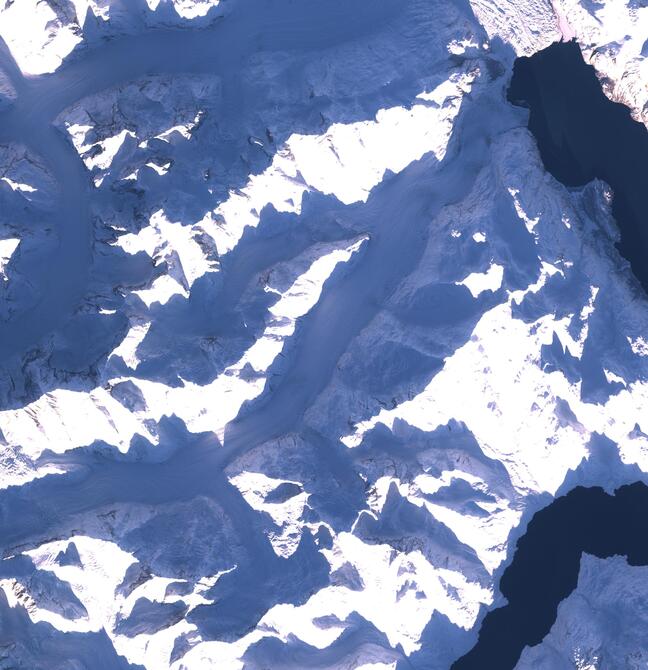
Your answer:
[0,0,647,668]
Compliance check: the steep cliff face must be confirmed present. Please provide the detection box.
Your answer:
[0,1,646,668]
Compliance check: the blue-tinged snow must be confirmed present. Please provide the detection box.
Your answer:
[0,0,647,668]
[517,554,648,669]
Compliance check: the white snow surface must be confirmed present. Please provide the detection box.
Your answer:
[0,0,646,669]
[553,0,648,127]
[516,554,648,669]
[0,0,82,75]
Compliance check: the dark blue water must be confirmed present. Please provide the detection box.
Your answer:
[452,482,648,668]
[452,39,648,669]
[506,39,648,292]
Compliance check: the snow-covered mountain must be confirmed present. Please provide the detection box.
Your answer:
[0,0,647,668]
[517,554,648,669]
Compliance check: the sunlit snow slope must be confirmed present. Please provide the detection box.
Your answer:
[0,0,647,668]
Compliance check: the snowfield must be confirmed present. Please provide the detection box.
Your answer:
[0,0,647,668]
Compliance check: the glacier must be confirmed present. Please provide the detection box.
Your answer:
[0,0,647,668]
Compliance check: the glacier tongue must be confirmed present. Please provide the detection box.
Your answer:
[0,0,647,668]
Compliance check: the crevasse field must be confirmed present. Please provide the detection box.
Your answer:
[0,0,647,668]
